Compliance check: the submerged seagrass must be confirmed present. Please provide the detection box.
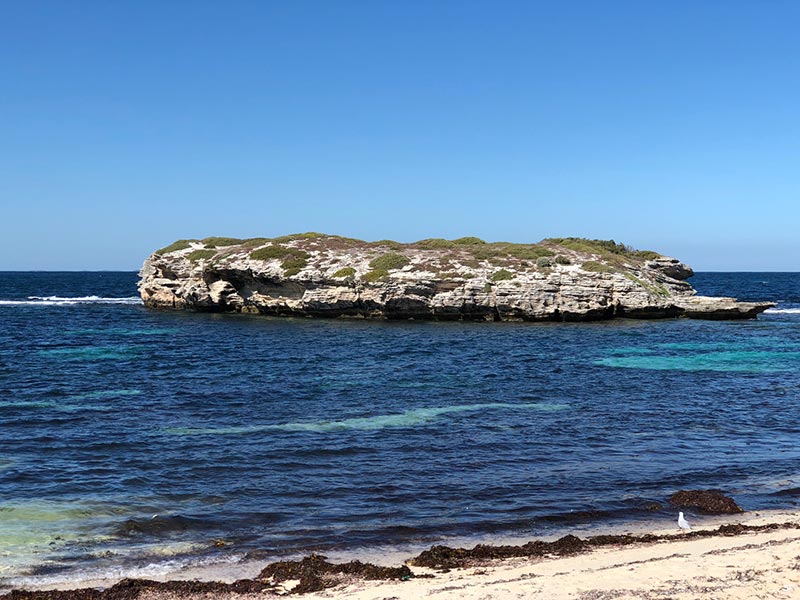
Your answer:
[138,234,773,321]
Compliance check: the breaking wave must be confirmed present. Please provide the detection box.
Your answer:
[0,296,142,306]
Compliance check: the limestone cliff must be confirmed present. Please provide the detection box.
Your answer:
[138,234,773,321]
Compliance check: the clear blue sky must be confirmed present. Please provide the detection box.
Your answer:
[2,1,798,270]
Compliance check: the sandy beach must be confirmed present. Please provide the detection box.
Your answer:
[301,511,800,600]
[6,510,800,599]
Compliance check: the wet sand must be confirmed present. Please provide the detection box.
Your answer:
[5,510,800,599]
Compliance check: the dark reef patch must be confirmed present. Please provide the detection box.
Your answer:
[113,514,213,538]
[669,490,744,514]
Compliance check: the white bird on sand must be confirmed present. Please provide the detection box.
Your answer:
[678,511,691,532]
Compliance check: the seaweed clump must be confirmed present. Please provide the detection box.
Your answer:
[0,577,274,599]
[411,534,614,570]
[409,521,800,570]
[259,553,413,594]
[669,490,744,514]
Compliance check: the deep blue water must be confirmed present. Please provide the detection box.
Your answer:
[1,271,799,587]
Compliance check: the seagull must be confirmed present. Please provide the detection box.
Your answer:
[678,511,691,532]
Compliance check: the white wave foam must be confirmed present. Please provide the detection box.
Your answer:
[0,296,142,306]
[765,308,800,314]
[2,551,247,592]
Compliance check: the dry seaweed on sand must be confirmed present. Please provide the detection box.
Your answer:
[258,553,414,594]
[409,522,800,570]
[1,555,415,599]
[0,578,275,600]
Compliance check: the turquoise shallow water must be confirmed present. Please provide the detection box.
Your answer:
[167,402,571,436]
[598,349,800,372]
[1,271,799,587]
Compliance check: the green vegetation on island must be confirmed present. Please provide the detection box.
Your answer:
[153,233,666,284]
[156,239,196,255]
[202,237,244,248]
[581,260,615,274]
[186,249,217,262]
[369,252,410,271]
[490,269,514,282]
[332,267,356,278]
[545,238,661,261]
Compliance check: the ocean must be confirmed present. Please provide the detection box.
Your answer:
[1,271,799,589]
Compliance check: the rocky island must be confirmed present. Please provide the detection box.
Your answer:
[138,234,773,321]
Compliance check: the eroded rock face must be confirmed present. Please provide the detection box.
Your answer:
[138,235,774,322]
[646,257,695,280]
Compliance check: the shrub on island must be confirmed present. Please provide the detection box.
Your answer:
[363,269,389,282]
[547,238,660,261]
[415,238,456,249]
[581,260,615,273]
[156,239,196,254]
[369,253,410,271]
[202,237,243,248]
[332,267,356,278]
[452,236,486,245]
[490,269,514,282]
[281,256,308,277]
[187,249,217,262]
